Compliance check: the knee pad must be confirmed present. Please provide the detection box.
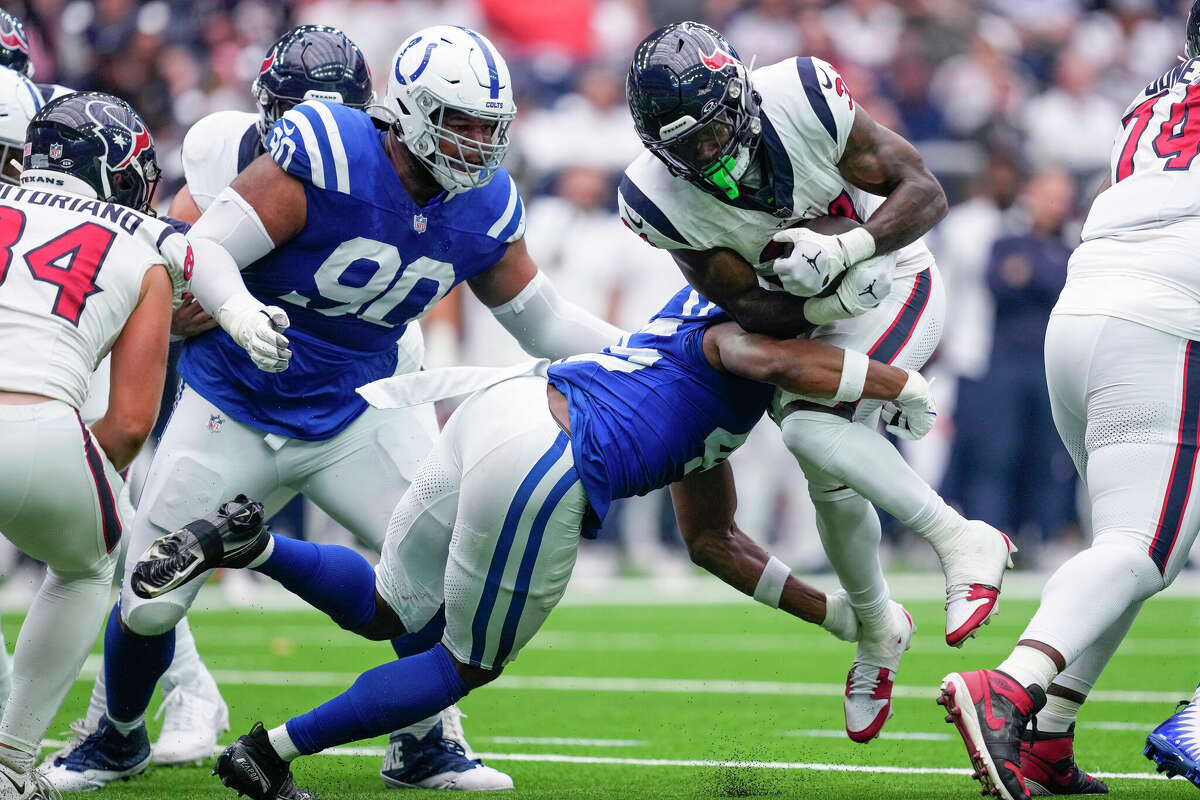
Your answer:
[780,410,850,475]
[120,589,187,637]
[1077,534,1166,600]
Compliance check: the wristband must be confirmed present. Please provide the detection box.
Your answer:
[833,349,870,403]
[838,227,876,265]
[752,555,790,609]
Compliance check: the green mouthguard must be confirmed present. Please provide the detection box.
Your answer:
[703,155,740,199]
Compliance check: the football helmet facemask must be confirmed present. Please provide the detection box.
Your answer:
[0,10,32,78]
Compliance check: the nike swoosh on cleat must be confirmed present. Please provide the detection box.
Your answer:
[981,685,1007,732]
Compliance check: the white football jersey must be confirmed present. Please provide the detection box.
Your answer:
[181,110,261,212]
[0,183,193,408]
[1056,57,1200,340]
[617,56,933,289]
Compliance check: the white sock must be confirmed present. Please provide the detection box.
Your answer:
[85,667,107,729]
[247,535,275,570]
[0,629,12,717]
[0,570,113,755]
[268,724,300,761]
[1036,693,1081,734]
[997,646,1059,692]
[108,714,144,736]
[810,491,890,633]
[161,617,205,692]
[1021,539,1163,668]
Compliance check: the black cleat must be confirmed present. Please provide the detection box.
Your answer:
[131,494,268,599]
[1021,724,1108,795]
[939,669,1046,800]
[212,722,312,800]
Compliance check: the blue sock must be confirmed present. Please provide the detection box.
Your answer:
[255,535,377,631]
[285,644,468,755]
[391,606,446,659]
[104,602,174,724]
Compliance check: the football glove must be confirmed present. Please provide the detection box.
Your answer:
[803,251,897,326]
[769,226,876,297]
[882,371,936,440]
[214,293,292,373]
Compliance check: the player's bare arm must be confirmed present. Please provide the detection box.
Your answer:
[837,106,947,254]
[167,183,203,226]
[468,237,625,358]
[703,321,908,397]
[671,246,815,338]
[91,265,172,471]
[670,461,828,625]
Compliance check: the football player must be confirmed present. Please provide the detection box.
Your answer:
[0,89,285,800]
[131,285,938,800]
[44,25,624,793]
[64,25,488,787]
[939,4,1200,799]
[619,22,1015,742]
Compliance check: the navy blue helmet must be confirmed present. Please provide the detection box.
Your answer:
[1189,1,1200,59]
[0,9,32,77]
[252,24,373,142]
[627,22,762,200]
[23,92,161,212]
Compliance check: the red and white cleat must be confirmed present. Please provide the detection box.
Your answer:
[938,521,1017,647]
[844,602,914,743]
[939,669,1046,800]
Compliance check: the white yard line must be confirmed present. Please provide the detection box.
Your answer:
[785,729,954,741]
[35,742,1170,782]
[72,658,1192,704]
[480,737,647,747]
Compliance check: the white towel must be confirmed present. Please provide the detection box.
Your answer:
[356,359,550,409]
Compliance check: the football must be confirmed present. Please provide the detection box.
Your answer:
[769,214,861,297]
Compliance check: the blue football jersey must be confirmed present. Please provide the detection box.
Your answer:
[546,287,772,521]
[178,100,526,440]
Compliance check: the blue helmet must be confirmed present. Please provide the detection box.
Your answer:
[23,92,160,212]
[0,10,32,78]
[627,21,761,200]
[251,24,373,142]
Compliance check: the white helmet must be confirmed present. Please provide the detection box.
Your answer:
[0,66,40,184]
[379,25,516,192]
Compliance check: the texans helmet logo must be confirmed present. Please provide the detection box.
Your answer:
[258,52,275,75]
[0,26,28,54]
[114,122,151,168]
[700,46,738,72]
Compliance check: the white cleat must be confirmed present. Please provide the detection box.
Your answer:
[937,520,1016,647]
[151,674,229,766]
[0,759,59,799]
[844,602,914,743]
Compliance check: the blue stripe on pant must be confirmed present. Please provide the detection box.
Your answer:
[469,431,570,667]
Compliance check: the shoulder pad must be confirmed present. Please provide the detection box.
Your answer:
[267,100,372,194]
[617,173,692,250]
[758,57,856,161]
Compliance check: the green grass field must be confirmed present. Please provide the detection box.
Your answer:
[15,581,1200,799]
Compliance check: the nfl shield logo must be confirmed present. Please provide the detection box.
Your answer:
[413,213,427,234]
[49,143,62,159]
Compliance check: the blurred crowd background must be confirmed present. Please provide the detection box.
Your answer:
[2,0,1190,583]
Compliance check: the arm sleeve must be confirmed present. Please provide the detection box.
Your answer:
[490,270,627,360]
[185,236,259,316]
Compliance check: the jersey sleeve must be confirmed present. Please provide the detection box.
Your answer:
[617,173,694,251]
[267,100,364,194]
[791,57,857,162]
[144,217,194,309]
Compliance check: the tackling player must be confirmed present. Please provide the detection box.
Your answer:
[619,22,1014,742]
[45,25,623,793]
[940,4,1200,798]
[0,90,282,800]
[131,285,938,800]
[64,25,486,788]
